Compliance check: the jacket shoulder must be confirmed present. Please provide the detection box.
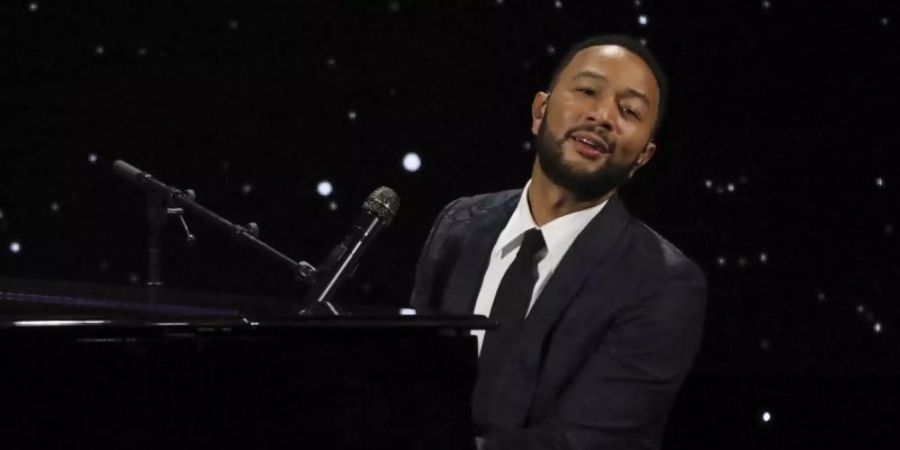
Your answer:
[625,219,706,286]
[441,189,521,224]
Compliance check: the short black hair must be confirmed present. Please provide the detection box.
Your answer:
[548,34,668,136]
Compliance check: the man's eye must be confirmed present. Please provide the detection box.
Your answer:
[576,87,595,96]
[621,107,641,120]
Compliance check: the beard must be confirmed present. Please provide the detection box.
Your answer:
[534,119,636,202]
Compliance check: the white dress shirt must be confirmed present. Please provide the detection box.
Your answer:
[472,181,608,354]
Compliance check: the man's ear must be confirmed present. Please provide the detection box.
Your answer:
[531,91,549,136]
[630,141,658,177]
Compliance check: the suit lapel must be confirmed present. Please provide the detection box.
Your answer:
[440,192,520,315]
[490,194,632,427]
[525,194,631,334]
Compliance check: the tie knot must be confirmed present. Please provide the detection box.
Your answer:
[519,228,546,257]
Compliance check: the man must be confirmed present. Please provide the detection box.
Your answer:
[411,35,706,450]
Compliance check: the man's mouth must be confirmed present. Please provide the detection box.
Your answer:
[569,132,611,159]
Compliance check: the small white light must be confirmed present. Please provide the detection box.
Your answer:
[10,241,22,254]
[28,2,38,12]
[496,0,504,4]
[634,0,642,6]
[241,183,254,195]
[402,152,422,172]
[328,201,338,211]
[326,58,336,68]
[228,20,238,30]
[50,202,60,213]
[880,17,890,26]
[88,153,98,164]
[716,256,726,266]
[547,45,556,55]
[0,209,5,219]
[759,252,768,263]
[638,15,648,26]
[317,181,334,197]
[95,45,104,55]
[727,182,736,192]
[639,38,648,46]
[875,177,884,187]
[762,411,771,422]
[399,308,417,316]
[857,304,865,314]
[128,273,140,284]
[554,0,563,9]
[347,110,357,121]
[762,0,771,9]
[704,179,713,189]
[523,141,532,151]
[137,47,147,56]
[874,322,883,333]
[817,291,826,302]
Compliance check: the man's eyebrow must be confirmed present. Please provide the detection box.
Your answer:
[571,71,651,108]
[572,71,606,82]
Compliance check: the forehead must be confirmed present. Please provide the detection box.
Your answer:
[559,45,660,106]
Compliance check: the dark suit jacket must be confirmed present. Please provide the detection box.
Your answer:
[411,190,707,450]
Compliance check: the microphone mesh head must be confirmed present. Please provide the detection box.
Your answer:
[363,186,400,224]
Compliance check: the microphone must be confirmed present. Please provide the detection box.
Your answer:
[302,186,400,308]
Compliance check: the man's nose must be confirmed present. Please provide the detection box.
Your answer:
[586,97,616,132]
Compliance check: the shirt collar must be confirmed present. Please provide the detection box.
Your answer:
[496,180,609,259]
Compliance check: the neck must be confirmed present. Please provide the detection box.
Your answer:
[527,159,615,227]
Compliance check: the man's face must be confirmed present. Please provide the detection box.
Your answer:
[531,45,660,201]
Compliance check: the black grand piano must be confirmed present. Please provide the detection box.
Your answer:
[0,277,489,449]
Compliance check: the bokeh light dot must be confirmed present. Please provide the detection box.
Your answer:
[403,152,422,172]
[317,181,334,197]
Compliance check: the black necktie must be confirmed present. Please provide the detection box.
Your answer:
[472,228,546,425]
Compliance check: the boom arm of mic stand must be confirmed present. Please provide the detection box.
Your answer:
[166,190,317,283]
[116,161,317,284]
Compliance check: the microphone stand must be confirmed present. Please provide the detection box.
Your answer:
[115,161,317,289]
[146,192,166,289]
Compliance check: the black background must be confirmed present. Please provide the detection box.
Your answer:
[2,0,899,446]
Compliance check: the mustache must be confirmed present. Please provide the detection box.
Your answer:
[560,126,613,147]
